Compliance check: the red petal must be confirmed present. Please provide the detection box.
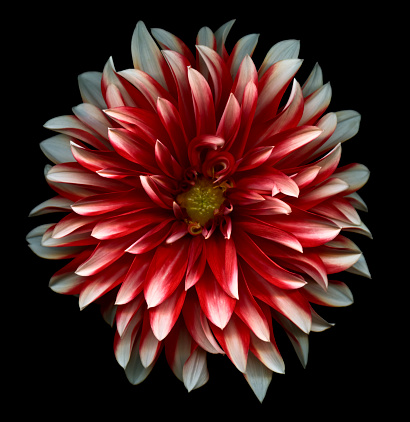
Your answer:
[154,140,183,180]
[185,235,207,290]
[71,189,148,216]
[216,93,241,151]
[75,234,137,276]
[140,175,174,209]
[206,232,238,299]
[143,237,190,308]
[195,265,236,329]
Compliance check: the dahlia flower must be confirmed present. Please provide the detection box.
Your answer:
[27,20,370,402]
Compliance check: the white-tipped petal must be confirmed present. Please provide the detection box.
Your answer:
[182,347,209,392]
[40,134,76,164]
[259,39,300,79]
[78,71,107,109]
[244,351,273,403]
[302,62,323,97]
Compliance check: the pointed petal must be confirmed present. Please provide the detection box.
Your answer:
[228,33,259,79]
[244,351,273,403]
[78,71,107,109]
[302,279,354,307]
[258,39,300,78]
[183,347,209,392]
[195,265,236,329]
[211,314,250,373]
[149,283,186,341]
[139,310,162,368]
[143,237,190,308]
[125,336,156,384]
[206,232,238,299]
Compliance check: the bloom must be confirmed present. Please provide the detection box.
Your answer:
[27,20,370,402]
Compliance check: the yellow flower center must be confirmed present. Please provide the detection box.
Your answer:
[177,178,225,226]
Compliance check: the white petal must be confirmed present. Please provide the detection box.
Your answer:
[310,307,335,332]
[346,254,372,278]
[40,134,76,164]
[316,110,361,155]
[244,351,273,403]
[182,347,209,392]
[302,62,323,97]
[258,39,300,79]
[29,196,73,217]
[78,71,107,109]
[214,19,236,56]
[303,279,354,307]
[72,103,112,139]
[125,337,155,385]
[131,21,168,90]
[229,33,259,78]
[299,82,332,125]
[115,314,142,368]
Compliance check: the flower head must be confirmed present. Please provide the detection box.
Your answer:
[27,20,370,402]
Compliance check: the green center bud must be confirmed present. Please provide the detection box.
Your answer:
[177,178,225,226]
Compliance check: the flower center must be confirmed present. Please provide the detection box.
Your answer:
[176,177,225,227]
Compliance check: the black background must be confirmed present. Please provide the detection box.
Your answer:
[10,3,396,419]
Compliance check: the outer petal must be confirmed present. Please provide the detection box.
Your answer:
[244,352,273,403]
[211,314,250,373]
[183,347,209,392]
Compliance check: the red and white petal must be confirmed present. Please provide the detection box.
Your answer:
[255,58,303,122]
[182,290,225,354]
[143,237,190,308]
[235,269,270,342]
[195,265,236,330]
[298,82,332,126]
[139,310,162,368]
[216,93,241,150]
[29,196,73,217]
[72,103,112,141]
[227,33,259,79]
[188,67,216,136]
[149,283,186,341]
[211,313,250,373]
[214,19,235,60]
[185,235,207,290]
[155,140,183,180]
[75,234,136,276]
[302,62,323,97]
[125,335,156,385]
[258,39,300,78]
[78,255,130,309]
[206,232,238,299]
[272,310,309,368]
[114,306,144,368]
[302,279,354,307]
[131,21,174,93]
[332,163,370,195]
[115,294,145,336]
[115,252,153,305]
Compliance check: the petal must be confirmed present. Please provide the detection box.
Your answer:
[185,235,207,290]
[258,39,300,78]
[131,21,174,93]
[302,279,354,307]
[332,163,370,195]
[139,310,162,368]
[188,67,216,136]
[235,268,270,342]
[244,351,273,403]
[155,140,183,180]
[75,234,136,276]
[211,314,250,373]
[302,62,323,97]
[182,290,225,354]
[115,294,145,336]
[195,265,236,330]
[255,59,303,122]
[183,347,209,392]
[216,93,241,151]
[125,336,156,384]
[78,71,107,109]
[149,283,186,341]
[143,237,190,308]
[115,253,153,305]
[231,55,258,106]
[206,232,238,299]
[78,255,130,310]
[40,134,76,164]
[227,33,259,79]
[29,196,73,217]
[298,82,332,126]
